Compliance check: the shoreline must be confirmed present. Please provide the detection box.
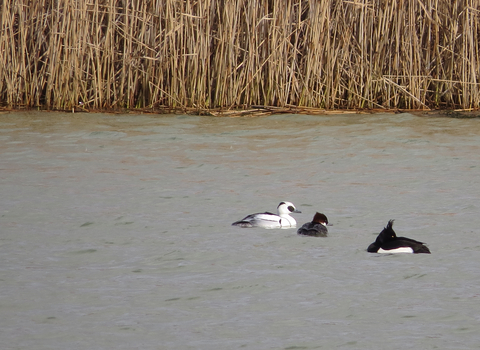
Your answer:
[1,105,478,118]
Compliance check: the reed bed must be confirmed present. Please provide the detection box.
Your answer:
[0,0,479,112]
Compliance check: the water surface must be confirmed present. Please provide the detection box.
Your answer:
[1,111,480,349]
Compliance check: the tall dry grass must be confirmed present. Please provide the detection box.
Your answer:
[0,0,479,111]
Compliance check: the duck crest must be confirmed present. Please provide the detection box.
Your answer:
[376,219,396,243]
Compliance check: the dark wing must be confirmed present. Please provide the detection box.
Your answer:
[297,223,328,237]
[396,236,425,245]
[381,238,431,254]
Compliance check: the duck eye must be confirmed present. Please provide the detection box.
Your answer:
[288,206,295,212]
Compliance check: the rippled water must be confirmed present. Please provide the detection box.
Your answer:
[1,111,480,349]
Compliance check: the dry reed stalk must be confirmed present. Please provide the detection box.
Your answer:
[0,0,479,111]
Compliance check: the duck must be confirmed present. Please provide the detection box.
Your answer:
[367,220,431,254]
[231,202,301,228]
[297,212,329,237]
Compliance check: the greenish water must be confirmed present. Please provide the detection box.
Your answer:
[1,111,480,349]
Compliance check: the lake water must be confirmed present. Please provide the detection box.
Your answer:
[1,111,480,349]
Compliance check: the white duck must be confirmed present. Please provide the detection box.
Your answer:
[232,202,301,228]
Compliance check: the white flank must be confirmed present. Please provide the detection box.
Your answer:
[378,247,414,254]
